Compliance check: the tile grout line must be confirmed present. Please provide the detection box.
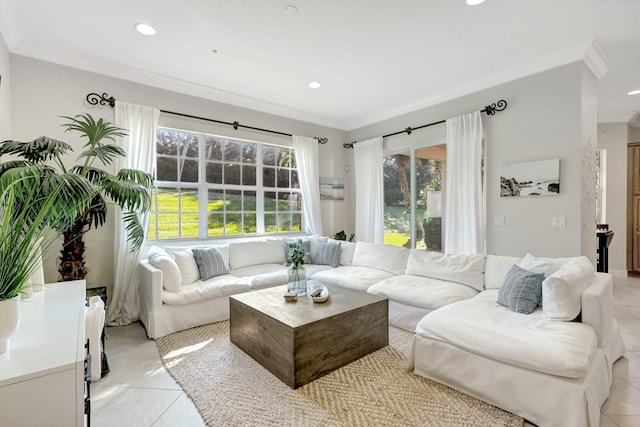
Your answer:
[149,391,184,427]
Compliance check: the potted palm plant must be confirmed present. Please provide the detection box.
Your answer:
[0,114,153,281]
[0,164,93,352]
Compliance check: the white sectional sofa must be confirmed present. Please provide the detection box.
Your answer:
[138,236,625,427]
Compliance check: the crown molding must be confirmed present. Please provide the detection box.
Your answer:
[582,40,611,80]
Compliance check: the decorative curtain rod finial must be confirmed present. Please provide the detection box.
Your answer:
[343,141,356,149]
[484,99,507,116]
[315,137,328,144]
[86,92,115,108]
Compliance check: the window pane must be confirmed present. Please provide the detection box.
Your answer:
[265,213,277,232]
[292,213,301,232]
[278,192,290,210]
[263,146,276,166]
[157,213,179,239]
[276,148,291,168]
[157,156,177,181]
[205,137,223,160]
[243,143,257,164]
[206,162,222,184]
[291,192,301,211]
[243,191,257,211]
[244,213,257,233]
[290,151,297,169]
[291,170,299,189]
[157,187,179,212]
[180,134,199,158]
[243,165,256,186]
[181,214,199,238]
[180,190,199,212]
[227,190,242,211]
[277,168,290,188]
[417,149,444,251]
[208,213,224,236]
[265,192,277,212]
[148,219,156,240]
[224,140,241,162]
[208,190,224,211]
[263,166,276,187]
[224,163,241,185]
[278,213,291,232]
[383,152,412,248]
[156,129,178,156]
[226,213,242,235]
[179,159,199,182]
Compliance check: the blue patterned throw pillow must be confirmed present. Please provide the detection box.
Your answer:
[192,247,228,281]
[497,264,544,314]
[315,241,341,268]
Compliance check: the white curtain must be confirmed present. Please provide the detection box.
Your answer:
[354,136,384,243]
[292,136,324,235]
[444,111,484,254]
[107,102,160,326]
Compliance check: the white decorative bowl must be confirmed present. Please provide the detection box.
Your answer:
[309,284,329,303]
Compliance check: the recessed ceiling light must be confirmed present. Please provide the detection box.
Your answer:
[466,0,485,5]
[628,89,640,96]
[308,82,321,89]
[284,5,299,15]
[135,23,157,36]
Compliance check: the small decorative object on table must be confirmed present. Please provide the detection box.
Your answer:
[286,239,308,296]
[309,284,329,303]
[283,292,298,302]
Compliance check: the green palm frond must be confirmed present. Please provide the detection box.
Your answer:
[122,211,145,251]
[61,114,127,146]
[70,165,109,183]
[0,137,72,163]
[77,144,127,165]
[102,178,151,212]
[117,168,154,190]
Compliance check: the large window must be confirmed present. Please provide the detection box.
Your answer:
[383,144,445,250]
[148,128,302,240]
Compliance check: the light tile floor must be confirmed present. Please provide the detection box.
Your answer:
[92,275,640,427]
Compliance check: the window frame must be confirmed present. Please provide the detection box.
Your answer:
[148,127,303,241]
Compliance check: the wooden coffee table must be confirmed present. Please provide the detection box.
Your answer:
[229,282,388,389]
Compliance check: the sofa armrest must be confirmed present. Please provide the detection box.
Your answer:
[581,272,625,361]
[139,260,163,313]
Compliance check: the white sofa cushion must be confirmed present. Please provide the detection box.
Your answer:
[228,239,286,269]
[312,265,395,291]
[405,250,485,291]
[367,275,478,310]
[162,275,251,305]
[518,253,554,276]
[542,256,595,321]
[165,247,201,285]
[230,264,289,289]
[484,255,522,289]
[338,241,357,266]
[352,241,410,275]
[147,246,182,292]
[416,290,598,378]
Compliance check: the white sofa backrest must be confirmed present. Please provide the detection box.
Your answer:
[228,239,286,270]
[352,241,410,275]
[542,256,595,321]
[484,255,522,289]
[406,250,486,291]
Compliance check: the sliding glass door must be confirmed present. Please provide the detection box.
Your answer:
[383,144,446,250]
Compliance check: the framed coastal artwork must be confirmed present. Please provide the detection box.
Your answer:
[500,159,560,197]
[319,178,344,200]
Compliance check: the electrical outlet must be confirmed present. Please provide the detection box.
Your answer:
[494,216,505,226]
[552,217,566,228]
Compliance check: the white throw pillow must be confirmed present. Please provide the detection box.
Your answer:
[518,253,554,276]
[352,241,410,275]
[147,246,182,292]
[228,239,286,269]
[484,255,522,289]
[542,256,595,321]
[405,250,486,291]
[165,247,200,285]
[339,241,357,266]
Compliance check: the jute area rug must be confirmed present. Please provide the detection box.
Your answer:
[157,321,523,427]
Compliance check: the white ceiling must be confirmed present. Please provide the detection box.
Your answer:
[1,0,639,130]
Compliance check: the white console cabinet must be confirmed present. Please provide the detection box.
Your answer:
[0,280,86,426]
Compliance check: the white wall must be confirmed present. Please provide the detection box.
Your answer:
[630,126,640,143]
[10,55,348,292]
[597,122,628,272]
[0,33,9,140]
[347,61,597,259]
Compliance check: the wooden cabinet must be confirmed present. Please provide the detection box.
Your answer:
[0,281,86,426]
[628,144,640,274]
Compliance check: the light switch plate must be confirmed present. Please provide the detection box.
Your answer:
[494,216,505,226]
[552,217,566,228]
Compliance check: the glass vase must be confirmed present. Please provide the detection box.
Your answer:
[287,264,307,296]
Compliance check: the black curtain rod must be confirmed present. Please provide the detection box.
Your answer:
[343,99,508,149]
[85,92,328,144]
